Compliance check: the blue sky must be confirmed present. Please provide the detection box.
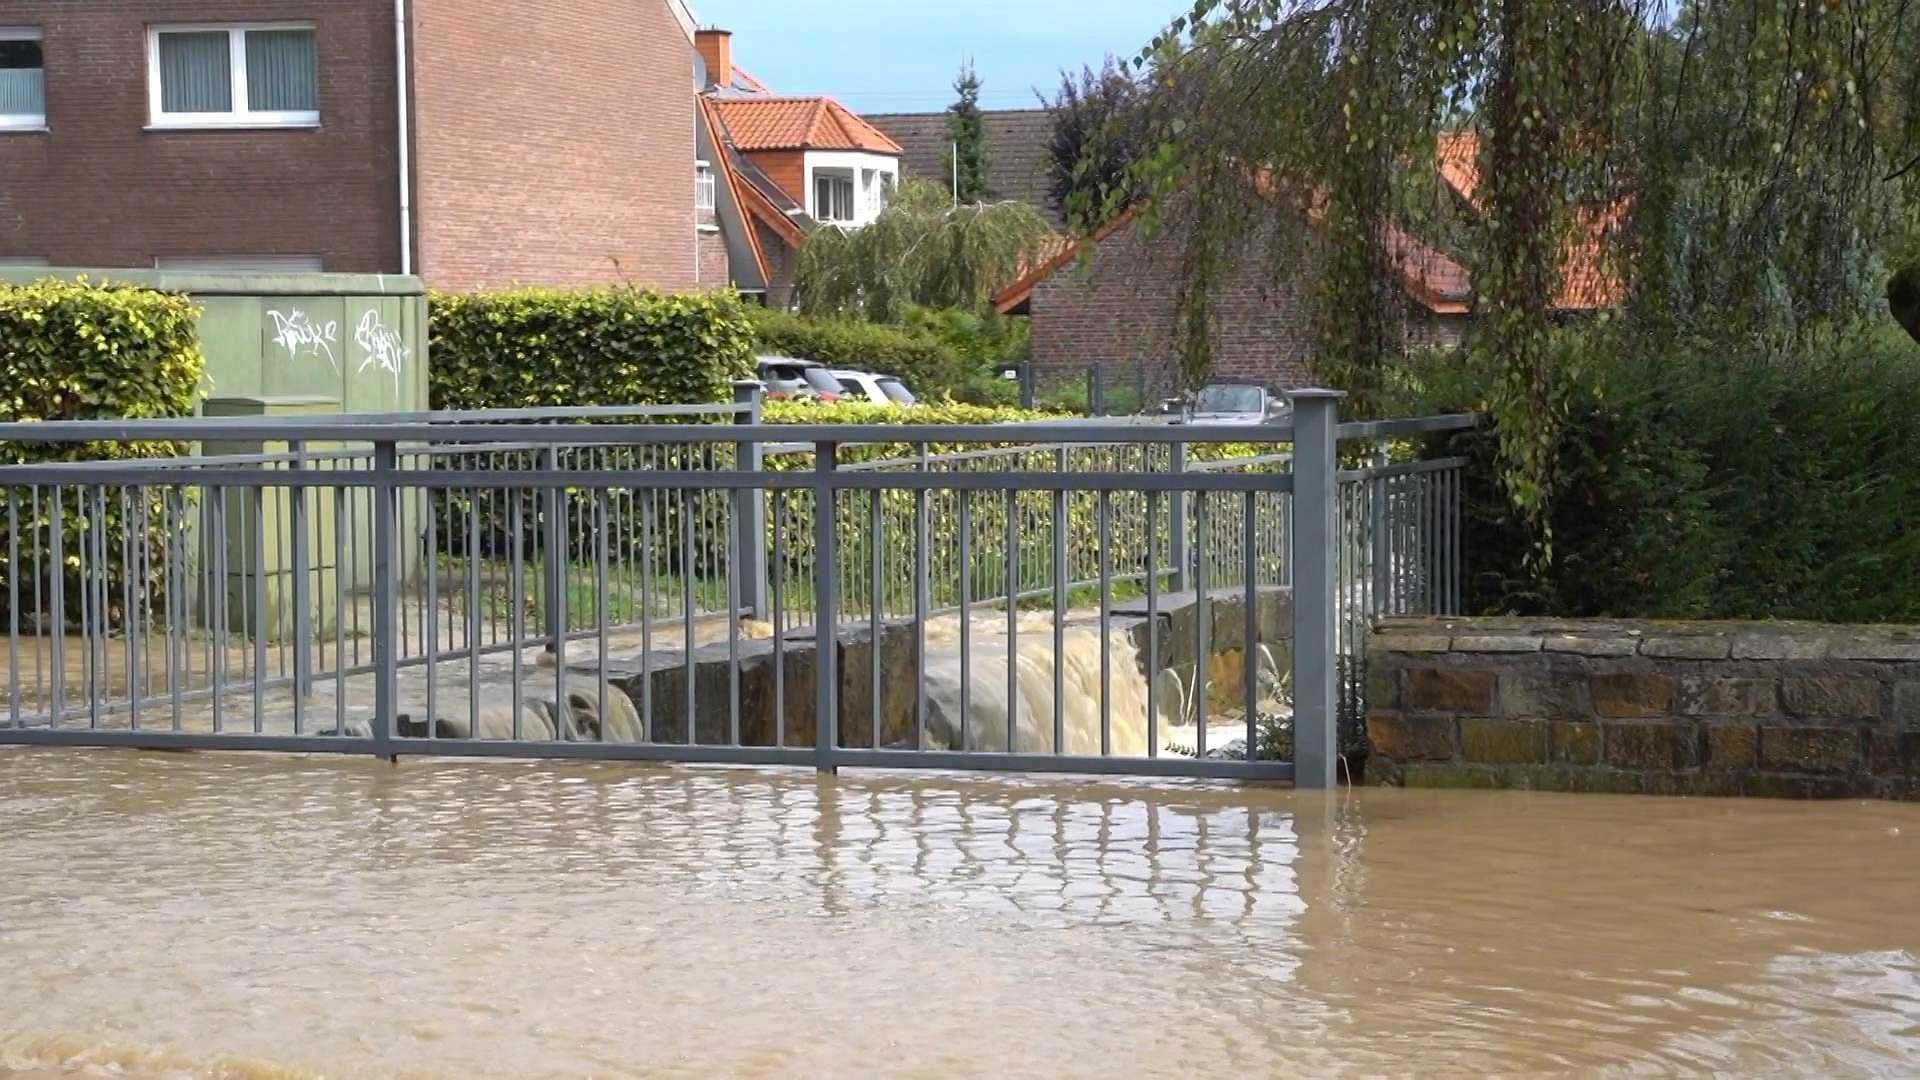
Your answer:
[690,0,1179,113]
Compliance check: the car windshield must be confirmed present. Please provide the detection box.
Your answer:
[802,368,846,393]
[878,378,915,405]
[1194,385,1265,413]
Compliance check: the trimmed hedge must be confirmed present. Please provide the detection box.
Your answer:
[1383,324,1920,623]
[430,287,757,409]
[0,279,207,624]
[749,308,970,400]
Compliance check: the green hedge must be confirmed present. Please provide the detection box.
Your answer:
[1383,324,1920,623]
[0,279,207,624]
[430,287,757,409]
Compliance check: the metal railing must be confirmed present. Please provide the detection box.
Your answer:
[0,392,1474,787]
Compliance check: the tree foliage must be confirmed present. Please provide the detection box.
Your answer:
[793,179,1055,322]
[1045,58,1158,230]
[949,61,993,202]
[1124,0,1920,568]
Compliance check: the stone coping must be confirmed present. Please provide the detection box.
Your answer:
[1373,616,1920,663]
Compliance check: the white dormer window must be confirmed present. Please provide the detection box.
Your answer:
[147,24,318,129]
[695,160,716,211]
[814,172,855,223]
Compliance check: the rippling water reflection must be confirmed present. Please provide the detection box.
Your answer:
[0,749,1915,1077]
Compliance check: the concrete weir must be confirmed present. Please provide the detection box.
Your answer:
[574,587,1293,755]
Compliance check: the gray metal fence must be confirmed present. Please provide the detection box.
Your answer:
[0,392,1472,787]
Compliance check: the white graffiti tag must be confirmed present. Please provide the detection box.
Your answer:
[355,310,410,395]
[267,309,339,372]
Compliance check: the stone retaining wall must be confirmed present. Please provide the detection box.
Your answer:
[1367,617,1920,799]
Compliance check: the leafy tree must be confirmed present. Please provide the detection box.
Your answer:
[794,179,1054,322]
[1127,0,1920,568]
[949,61,993,202]
[1046,58,1156,230]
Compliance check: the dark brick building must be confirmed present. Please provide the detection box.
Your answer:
[0,0,712,291]
[996,205,1471,396]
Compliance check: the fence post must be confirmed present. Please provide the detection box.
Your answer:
[289,439,313,705]
[542,444,565,659]
[1290,389,1344,789]
[731,381,769,621]
[1089,362,1106,416]
[1019,362,1035,410]
[1369,440,1390,616]
[370,440,399,761]
[1169,442,1189,594]
[812,442,840,773]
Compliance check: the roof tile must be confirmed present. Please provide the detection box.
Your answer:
[709,97,902,155]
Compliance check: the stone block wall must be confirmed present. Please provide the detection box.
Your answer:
[1367,617,1920,800]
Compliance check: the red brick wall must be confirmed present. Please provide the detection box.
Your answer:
[0,0,399,270]
[753,217,794,308]
[1028,211,1470,394]
[410,0,698,292]
[1028,213,1319,395]
[696,227,728,288]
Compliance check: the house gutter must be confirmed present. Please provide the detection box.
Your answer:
[394,0,414,277]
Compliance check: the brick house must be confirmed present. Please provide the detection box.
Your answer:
[995,202,1472,396]
[0,0,717,292]
[997,138,1621,394]
[692,28,900,308]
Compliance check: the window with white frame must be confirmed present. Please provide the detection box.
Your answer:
[148,24,318,128]
[695,160,716,211]
[0,28,45,130]
[814,172,855,223]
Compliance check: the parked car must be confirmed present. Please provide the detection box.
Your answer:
[830,369,917,407]
[1169,382,1289,425]
[756,356,846,402]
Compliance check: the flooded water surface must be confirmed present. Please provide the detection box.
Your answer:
[1,749,1916,1078]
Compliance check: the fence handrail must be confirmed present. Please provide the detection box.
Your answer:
[0,419,1305,446]
[1334,413,1481,440]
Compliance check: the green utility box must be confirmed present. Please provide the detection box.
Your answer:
[202,396,345,644]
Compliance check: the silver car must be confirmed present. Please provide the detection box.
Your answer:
[1173,383,1290,425]
[756,356,847,402]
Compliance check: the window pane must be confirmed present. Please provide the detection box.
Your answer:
[159,32,232,113]
[815,176,830,218]
[0,38,45,119]
[245,29,316,112]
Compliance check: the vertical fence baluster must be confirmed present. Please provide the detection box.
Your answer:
[1005,485,1018,754]
[1052,450,1067,756]
[772,488,785,749]
[812,443,839,773]
[1244,490,1259,761]
[1193,490,1208,758]
[371,442,399,760]
[1098,487,1112,758]
[913,443,929,750]
[957,489,971,751]
[1146,487,1160,758]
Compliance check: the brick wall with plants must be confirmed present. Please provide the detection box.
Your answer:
[0,280,207,623]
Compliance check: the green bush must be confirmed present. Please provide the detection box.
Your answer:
[0,279,207,625]
[749,307,970,400]
[1383,323,1920,623]
[429,287,757,409]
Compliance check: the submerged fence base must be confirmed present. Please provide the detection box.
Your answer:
[0,393,1475,787]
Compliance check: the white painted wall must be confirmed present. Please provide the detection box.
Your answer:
[803,150,898,227]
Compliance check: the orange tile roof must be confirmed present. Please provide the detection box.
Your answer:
[708,97,902,155]
[1436,131,1484,211]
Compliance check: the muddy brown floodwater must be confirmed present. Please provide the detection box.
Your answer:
[0,750,1916,1078]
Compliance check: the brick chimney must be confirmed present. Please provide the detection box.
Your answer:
[695,29,732,90]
